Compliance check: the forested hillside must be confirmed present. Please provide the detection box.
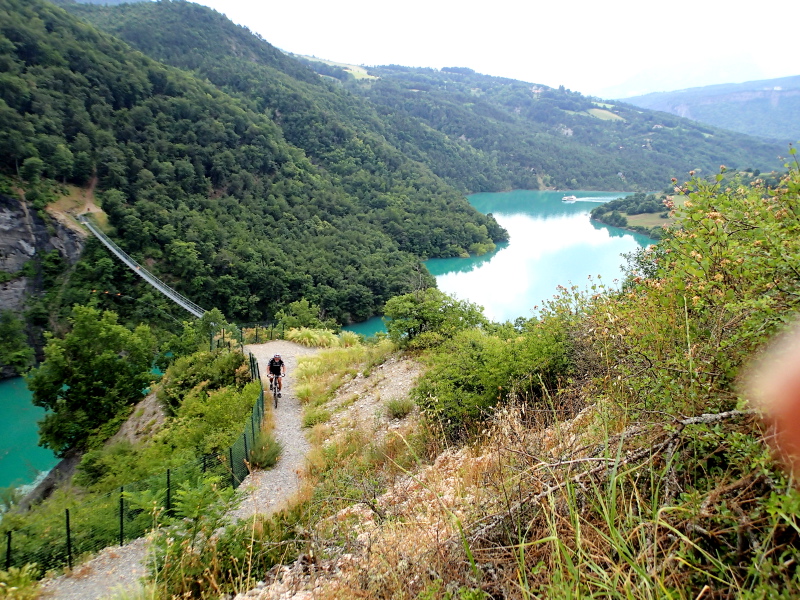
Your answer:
[359,66,785,190]
[60,0,519,194]
[624,75,800,141]
[0,0,506,327]
[62,0,784,194]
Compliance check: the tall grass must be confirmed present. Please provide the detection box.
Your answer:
[248,428,282,469]
[294,339,394,408]
[285,328,360,348]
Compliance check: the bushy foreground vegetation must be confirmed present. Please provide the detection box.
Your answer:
[27,305,157,456]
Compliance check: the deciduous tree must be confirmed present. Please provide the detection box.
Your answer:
[27,305,156,455]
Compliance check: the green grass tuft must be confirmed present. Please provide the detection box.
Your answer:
[249,430,283,469]
[302,407,331,428]
[386,397,415,420]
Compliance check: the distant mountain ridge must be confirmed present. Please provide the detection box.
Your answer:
[60,0,786,191]
[623,76,800,141]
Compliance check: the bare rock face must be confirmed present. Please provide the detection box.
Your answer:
[0,193,84,312]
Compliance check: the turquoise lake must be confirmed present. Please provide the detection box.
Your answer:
[345,190,652,334]
[0,377,57,490]
[425,190,651,323]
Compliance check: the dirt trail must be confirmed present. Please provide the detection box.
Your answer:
[230,341,319,520]
[39,341,317,600]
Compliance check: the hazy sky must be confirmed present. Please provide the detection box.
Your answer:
[193,0,798,98]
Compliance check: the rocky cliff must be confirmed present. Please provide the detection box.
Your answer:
[0,193,85,376]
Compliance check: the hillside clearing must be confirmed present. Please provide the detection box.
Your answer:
[586,108,625,121]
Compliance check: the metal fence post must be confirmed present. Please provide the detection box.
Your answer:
[5,531,11,571]
[229,448,235,488]
[65,508,72,570]
[166,469,171,516]
[243,432,249,462]
[119,486,124,547]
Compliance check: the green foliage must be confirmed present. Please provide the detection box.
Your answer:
[593,192,665,216]
[302,406,331,428]
[157,348,248,416]
[26,305,156,455]
[0,564,39,599]
[417,581,489,600]
[148,476,237,598]
[385,397,415,419]
[0,310,33,374]
[284,327,340,348]
[164,380,261,456]
[592,165,800,417]
[275,298,338,331]
[590,192,667,233]
[151,484,306,598]
[384,289,487,347]
[413,313,571,440]
[248,429,282,469]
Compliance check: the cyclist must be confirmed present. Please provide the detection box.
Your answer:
[267,353,286,397]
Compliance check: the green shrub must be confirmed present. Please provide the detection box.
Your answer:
[385,397,414,420]
[0,564,40,599]
[286,327,341,347]
[384,288,486,347]
[302,407,331,428]
[413,315,571,441]
[157,349,248,415]
[338,330,361,347]
[249,431,282,469]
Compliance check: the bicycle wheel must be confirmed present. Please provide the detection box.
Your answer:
[273,382,278,409]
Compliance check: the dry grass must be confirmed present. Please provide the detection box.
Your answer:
[626,212,671,228]
[287,393,788,599]
[45,181,109,233]
[293,54,379,80]
[587,108,626,121]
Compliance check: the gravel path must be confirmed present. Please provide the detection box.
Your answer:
[38,538,150,600]
[39,341,317,600]
[229,341,318,520]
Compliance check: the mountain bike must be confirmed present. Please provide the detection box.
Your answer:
[270,374,283,408]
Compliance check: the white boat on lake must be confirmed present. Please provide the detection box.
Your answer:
[562,195,577,203]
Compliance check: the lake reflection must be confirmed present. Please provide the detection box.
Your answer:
[425,190,652,323]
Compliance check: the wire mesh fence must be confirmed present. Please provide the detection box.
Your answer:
[2,352,266,573]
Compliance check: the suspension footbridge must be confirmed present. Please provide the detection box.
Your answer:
[78,215,207,318]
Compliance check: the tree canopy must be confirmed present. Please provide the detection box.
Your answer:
[27,305,156,455]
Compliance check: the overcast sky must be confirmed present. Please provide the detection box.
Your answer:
[193,0,798,98]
